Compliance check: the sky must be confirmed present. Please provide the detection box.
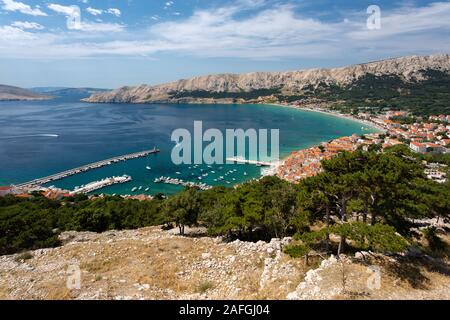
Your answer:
[0,0,449,88]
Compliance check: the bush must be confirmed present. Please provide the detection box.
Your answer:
[423,227,447,253]
[331,223,408,253]
[284,244,309,258]
[14,251,33,262]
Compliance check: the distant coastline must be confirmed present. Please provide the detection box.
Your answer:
[0,96,51,102]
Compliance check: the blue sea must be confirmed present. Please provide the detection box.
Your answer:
[0,98,376,195]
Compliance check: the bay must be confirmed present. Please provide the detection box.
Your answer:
[0,98,376,195]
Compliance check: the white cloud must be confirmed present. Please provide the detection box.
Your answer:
[349,2,450,40]
[85,7,120,17]
[86,7,102,16]
[164,1,174,9]
[77,22,124,32]
[11,20,44,30]
[149,4,337,58]
[48,3,124,32]
[143,2,450,59]
[107,8,121,17]
[48,3,79,16]
[0,25,36,40]
[0,1,449,60]
[1,0,47,16]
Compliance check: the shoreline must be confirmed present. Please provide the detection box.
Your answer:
[260,103,386,178]
[266,103,386,133]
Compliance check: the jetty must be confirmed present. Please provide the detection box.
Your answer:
[70,175,132,195]
[154,176,212,191]
[16,148,160,189]
[226,157,272,167]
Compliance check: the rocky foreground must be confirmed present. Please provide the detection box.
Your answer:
[1,226,449,300]
[84,54,450,104]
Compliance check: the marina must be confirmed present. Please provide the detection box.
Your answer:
[15,148,160,189]
[226,157,273,167]
[154,176,212,191]
[71,175,132,195]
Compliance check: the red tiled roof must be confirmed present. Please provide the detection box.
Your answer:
[15,194,32,198]
[410,142,424,147]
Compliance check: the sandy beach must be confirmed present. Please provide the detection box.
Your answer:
[266,103,386,133]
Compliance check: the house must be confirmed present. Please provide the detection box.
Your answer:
[425,143,445,154]
[410,142,427,153]
[42,189,65,201]
[424,123,437,130]
[0,186,13,197]
[438,139,450,147]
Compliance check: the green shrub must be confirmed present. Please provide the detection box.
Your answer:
[15,251,33,262]
[284,244,309,258]
[423,227,447,252]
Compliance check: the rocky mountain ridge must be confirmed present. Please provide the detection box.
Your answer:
[84,54,450,104]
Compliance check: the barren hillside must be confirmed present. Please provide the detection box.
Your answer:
[1,226,449,300]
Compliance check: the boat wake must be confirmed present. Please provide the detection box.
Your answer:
[0,134,59,139]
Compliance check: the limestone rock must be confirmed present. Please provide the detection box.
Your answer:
[84,55,450,104]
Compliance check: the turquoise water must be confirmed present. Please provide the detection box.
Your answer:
[0,99,376,195]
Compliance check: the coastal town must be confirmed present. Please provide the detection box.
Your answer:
[276,105,449,184]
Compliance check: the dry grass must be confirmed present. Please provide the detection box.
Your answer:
[196,281,215,293]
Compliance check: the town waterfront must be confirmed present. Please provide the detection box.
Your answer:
[0,98,376,195]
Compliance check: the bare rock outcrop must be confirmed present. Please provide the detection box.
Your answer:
[1,227,449,300]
